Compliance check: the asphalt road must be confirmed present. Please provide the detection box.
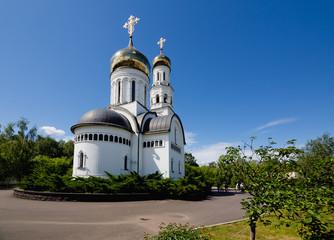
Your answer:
[0,189,248,240]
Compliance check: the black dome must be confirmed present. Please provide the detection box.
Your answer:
[71,108,132,133]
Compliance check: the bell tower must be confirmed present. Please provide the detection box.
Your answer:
[150,38,174,116]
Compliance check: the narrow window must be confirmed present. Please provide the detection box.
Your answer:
[143,142,146,148]
[171,159,174,173]
[117,81,121,103]
[178,161,181,174]
[89,134,92,140]
[104,134,108,141]
[164,94,167,103]
[126,139,129,145]
[157,72,160,81]
[123,138,126,144]
[156,95,159,103]
[79,152,84,168]
[151,141,154,147]
[109,135,113,142]
[147,141,150,147]
[155,140,158,146]
[131,81,135,101]
[129,140,131,146]
[124,156,128,170]
[144,85,147,105]
[159,140,163,147]
[99,134,103,141]
[119,137,123,144]
[84,134,88,140]
[115,136,118,143]
[94,134,98,141]
[163,72,165,80]
[174,128,177,144]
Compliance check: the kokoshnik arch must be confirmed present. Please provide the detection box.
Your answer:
[71,16,186,179]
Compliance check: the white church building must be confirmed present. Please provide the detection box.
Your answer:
[71,16,186,179]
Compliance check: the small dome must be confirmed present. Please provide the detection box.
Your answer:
[153,53,171,69]
[71,108,132,133]
[110,38,151,76]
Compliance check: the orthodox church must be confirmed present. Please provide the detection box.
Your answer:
[71,16,186,179]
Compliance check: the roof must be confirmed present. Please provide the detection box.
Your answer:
[71,108,132,133]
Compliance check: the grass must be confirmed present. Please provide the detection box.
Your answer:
[201,217,302,240]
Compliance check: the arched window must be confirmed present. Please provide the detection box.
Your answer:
[155,140,158,146]
[171,158,174,173]
[124,156,128,170]
[129,140,131,146]
[174,128,177,144]
[89,134,92,140]
[117,81,121,103]
[94,134,98,141]
[156,95,159,103]
[159,140,163,147]
[164,94,168,103]
[99,134,103,141]
[163,72,165,81]
[109,135,113,142]
[144,85,147,105]
[119,137,123,143]
[123,138,126,144]
[79,152,84,168]
[157,72,160,81]
[84,134,88,141]
[131,81,135,102]
[147,141,150,147]
[115,136,118,143]
[178,161,181,174]
[143,142,146,148]
[151,141,154,147]
[126,139,129,145]
[104,134,108,141]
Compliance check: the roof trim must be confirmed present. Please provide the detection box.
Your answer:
[71,122,134,134]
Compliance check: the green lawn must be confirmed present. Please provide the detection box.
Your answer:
[201,218,302,240]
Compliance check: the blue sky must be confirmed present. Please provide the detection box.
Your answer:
[1,0,333,164]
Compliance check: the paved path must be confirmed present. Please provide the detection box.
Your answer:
[0,189,248,240]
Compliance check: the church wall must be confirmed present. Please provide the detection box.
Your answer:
[110,68,149,108]
[141,133,170,178]
[73,125,132,178]
[169,119,185,179]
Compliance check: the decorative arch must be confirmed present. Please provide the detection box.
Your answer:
[78,150,86,168]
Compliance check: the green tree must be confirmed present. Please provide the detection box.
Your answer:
[184,152,199,167]
[35,135,64,158]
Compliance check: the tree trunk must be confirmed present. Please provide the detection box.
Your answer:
[250,225,256,240]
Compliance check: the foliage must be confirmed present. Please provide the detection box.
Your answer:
[144,222,210,240]
[185,152,199,167]
[219,136,333,240]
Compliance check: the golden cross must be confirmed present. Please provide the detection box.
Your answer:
[157,37,166,50]
[123,15,140,37]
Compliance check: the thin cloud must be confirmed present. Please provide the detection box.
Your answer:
[185,131,198,147]
[39,126,65,136]
[254,118,297,131]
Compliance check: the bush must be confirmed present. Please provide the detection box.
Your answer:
[144,223,210,240]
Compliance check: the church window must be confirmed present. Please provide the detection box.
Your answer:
[123,138,126,144]
[119,137,123,143]
[144,85,147,105]
[129,140,131,146]
[171,159,174,173]
[143,142,146,148]
[174,128,177,144]
[178,161,181,174]
[131,81,135,102]
[151,141,154,147]
[104,134,108,141]
[84,134,88,141]
[79,152,84,168]
[94,134,98,141]
[163,72,165,81]
[159,140,163,147]
[156,95,159,103]
[89,134,92,140]
[99,134,103,141]
[124,156,128,170]
[164,94,168,103]
[109,135,113,142]
[155,140,158,146]
[115,136,118,143]
[157,72,160,81]
[147,141,150,147]
[117,81,121,103]
[126,139,129,145]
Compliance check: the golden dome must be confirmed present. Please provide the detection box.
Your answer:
[153,53,171,69]
[110,38,151,76]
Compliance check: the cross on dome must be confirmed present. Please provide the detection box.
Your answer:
[157,37,166,52]
[123,15,140,37]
